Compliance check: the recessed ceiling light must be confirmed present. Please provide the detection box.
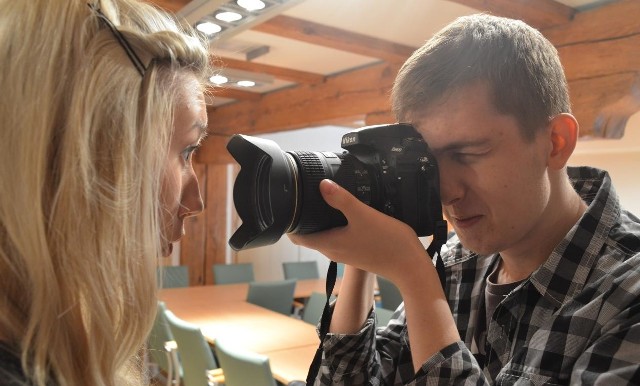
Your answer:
[209,74,229,85]
[236,80,256,87]
[196,21,222,35]
[216,11,243,23]
[237,0,266,11]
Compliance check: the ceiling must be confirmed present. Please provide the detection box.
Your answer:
[147,0,639,161]
[148,0,611,104]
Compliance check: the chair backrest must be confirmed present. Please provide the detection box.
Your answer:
[213,263,255,285]
[246,279,296,315]
[376,307,396,327]
[282,261,319,280]
[336,262,345,277]
[377,276,403,311]
[147,301,175,374]
[214,337,277,386]
[302,291,335,325]
[158,265,190,289]
[164,310,218,386]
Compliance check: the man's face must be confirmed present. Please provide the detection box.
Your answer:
[413,81,552,257]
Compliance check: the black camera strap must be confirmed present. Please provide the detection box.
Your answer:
[305,220,448,385]
[305,260,337,385]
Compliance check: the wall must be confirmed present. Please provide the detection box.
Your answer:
[568,112,640,216]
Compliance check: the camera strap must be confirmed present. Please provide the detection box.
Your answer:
[305,221,448,385]
[305,260,337,385]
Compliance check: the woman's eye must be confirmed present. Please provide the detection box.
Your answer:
[181,145,199,163]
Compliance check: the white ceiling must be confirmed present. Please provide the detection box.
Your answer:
[202,0,636,150]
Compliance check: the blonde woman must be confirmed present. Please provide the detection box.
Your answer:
[0,1,210,385]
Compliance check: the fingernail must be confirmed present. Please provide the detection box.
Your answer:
[323,179,338,194]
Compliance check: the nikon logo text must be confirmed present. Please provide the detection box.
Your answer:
[342,135,357,145]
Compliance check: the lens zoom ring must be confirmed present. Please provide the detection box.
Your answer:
[293,151,333,234]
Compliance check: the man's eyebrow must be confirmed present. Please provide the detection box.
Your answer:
[431,138,492,153]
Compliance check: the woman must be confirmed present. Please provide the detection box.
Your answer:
[0,0,210,385]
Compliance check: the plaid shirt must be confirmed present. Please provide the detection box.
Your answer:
[315,167,640,385]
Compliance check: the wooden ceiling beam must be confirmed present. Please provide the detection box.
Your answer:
[570,72,640,139]
[542,0,640,46]
[213,56,326,84]
[252,15,416,63]
[205,61,400,136]
[207,86,262,101]
[145,0,190,14]
[449,0,575,29]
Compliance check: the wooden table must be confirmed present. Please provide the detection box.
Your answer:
[160,278,341,305]
[158,282,333,384]
[267,345,319,384]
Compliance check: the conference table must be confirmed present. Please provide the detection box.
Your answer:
[159,278,341,384]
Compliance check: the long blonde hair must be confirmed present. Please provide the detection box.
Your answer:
[0,1,209,385]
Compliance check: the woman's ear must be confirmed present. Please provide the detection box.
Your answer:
[547,113,579,170]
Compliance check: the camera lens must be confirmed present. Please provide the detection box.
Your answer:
[287,151,364,234]
[226,135,373,250]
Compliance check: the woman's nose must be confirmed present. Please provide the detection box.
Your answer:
[180,175,204,218]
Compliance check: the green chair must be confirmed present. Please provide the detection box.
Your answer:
[302,291,335,325]
[282,261,319,280]
[157,265,190,288]
[336,262,345,277]
[213,263,255,284]
[214,337,277,386]
[147,302,179,377]
[376,307,396,327]
[164,309,222,386]
[377,275,403,311]
[247,279,296,315]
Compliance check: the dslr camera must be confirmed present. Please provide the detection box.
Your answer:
[226,123,445,251]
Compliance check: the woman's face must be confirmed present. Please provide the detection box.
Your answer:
[159,73,207,257]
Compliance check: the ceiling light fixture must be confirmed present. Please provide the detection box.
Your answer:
[178,0,305,42]
[237,0,266,11]
[215,11,243,22]
[236,80,256,87]
[195,20,222,35]
[209,74,229,85]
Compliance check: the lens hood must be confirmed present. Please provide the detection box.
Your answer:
[226,135,297,250]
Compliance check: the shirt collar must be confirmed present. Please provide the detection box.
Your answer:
[529,166,620,308]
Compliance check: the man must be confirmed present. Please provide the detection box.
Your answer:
[290,14,640,385]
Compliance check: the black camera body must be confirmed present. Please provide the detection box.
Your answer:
[226,123,445,251]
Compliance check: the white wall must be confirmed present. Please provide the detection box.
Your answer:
[234,115,640,281]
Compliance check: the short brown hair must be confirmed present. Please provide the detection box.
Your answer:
[392,14,571,141]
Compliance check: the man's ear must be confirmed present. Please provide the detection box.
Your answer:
[547,113,579,170]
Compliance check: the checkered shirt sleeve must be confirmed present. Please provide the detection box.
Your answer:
[313,167,640,385]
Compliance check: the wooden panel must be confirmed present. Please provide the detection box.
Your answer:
[195,133,234,165]
[543,0,640,46]
[180,163,208,285]
[559,34,640,81]
[570,72,640,138]
[365,110,396,126]
[204,164,234,284]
